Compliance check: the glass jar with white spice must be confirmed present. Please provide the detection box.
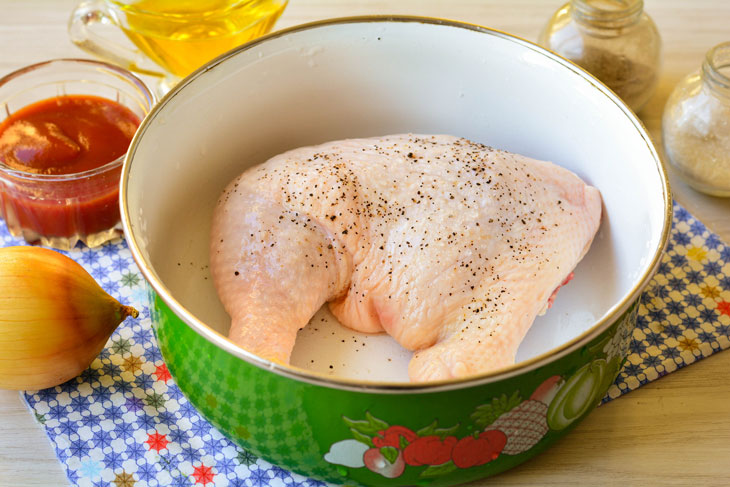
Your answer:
[538,0,661,112]
[662,42,730,197]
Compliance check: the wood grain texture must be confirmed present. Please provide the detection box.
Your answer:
[1,1,729,486]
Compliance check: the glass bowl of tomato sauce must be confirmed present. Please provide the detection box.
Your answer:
[0,59,154,249]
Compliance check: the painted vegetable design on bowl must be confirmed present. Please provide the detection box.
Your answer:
[324,375,566,479]
[324,308,635,480]
[548,310,634,430]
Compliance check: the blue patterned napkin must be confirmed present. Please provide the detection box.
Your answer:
[604,203,730,401]
[12,201,730,486]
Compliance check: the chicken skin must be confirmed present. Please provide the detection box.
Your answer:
[210,134,601,382]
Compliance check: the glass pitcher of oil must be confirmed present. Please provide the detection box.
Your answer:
[69,0,288,91]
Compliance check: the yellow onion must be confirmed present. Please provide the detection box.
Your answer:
[0,246,138,390]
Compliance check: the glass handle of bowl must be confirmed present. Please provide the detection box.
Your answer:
[68,0,166,78]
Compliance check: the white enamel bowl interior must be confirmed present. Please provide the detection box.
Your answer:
[123,19,667,383]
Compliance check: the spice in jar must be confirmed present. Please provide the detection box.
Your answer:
[662,42,730,197]
[538,0,662,112]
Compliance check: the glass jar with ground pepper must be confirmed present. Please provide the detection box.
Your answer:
[538,0,661,112]
[662,42,730,197]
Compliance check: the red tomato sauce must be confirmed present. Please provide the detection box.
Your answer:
[0,95,139,174]
[0,95,140,242]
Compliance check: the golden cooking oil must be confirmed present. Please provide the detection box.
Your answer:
[114,0,287,77]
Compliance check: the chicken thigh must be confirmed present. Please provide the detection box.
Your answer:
[210,134,601,382]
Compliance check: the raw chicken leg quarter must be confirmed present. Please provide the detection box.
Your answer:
[210,134,602,382]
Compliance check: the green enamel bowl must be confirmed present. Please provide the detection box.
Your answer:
[120,17,671,485]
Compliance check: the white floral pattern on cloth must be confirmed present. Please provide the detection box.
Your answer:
[8,200,730,486]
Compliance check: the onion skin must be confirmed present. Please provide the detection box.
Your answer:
[0,246,138,390]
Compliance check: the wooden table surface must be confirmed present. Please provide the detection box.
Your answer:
[1,0,730,485]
